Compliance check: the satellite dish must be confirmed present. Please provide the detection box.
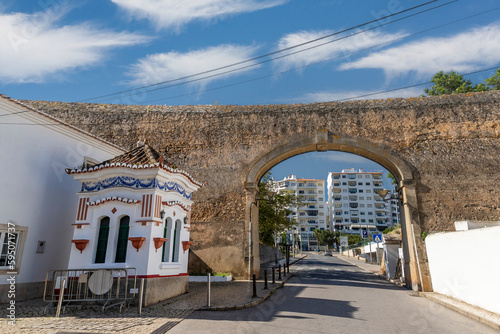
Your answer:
[88,270,113,295]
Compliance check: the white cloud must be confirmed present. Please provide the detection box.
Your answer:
[112,0,287,31]
[309,151,373,165]
[340,23,500,78]
[298,87,423,103]
[275,29,406,71]
[0,8,149,83]
[128,44,261,88]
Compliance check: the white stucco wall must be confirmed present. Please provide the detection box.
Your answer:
[0,97,123,285]
[425,226,500,314]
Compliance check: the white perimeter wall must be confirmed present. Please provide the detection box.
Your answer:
[0,99,123,284]
[425,226,500,314]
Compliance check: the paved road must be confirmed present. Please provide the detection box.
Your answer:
[168,254,497,334]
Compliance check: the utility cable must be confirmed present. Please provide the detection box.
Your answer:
[78,0,447,103]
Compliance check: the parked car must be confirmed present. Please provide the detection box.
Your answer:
[324,250,332,256]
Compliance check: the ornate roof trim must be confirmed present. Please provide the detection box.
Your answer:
[88,196,141,206]
[162,200,190,212]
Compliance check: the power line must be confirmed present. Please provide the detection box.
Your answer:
[79,0,447,103]
[2,66,498,126]
[94,0,457,104]
[139,6,500,104]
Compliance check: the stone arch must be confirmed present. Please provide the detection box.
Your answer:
[245,131,432,291]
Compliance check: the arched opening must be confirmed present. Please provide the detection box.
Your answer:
[95,216,110,264]
[115,215,130,263]
[245,132,431,292]
[162,217,173,262]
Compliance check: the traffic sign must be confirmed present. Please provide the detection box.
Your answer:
[373,234,382,243]
[362,230,368,239]
[340,236,348,247]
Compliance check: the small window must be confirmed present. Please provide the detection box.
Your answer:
[115,216,130,263]
[0,223,27,274]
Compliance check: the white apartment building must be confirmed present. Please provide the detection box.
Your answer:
[327,168,399,236]
[273,175,327,251]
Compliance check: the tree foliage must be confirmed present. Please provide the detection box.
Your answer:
[313,229,340,249]
[424,69,499,96]
[258,172,301,246]
[341,233,362,246]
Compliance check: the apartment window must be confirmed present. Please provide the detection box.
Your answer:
[366,189,371,193]
[318,198,324,201]
[359,196,364,200]
[360,204,365,208]
[342,182,347,186]
[367,204,373,208]
[368,212,373,215]
[319,205,324,208]
[358,182,363,186]
[341,175,346,178]
[343,189,347,193]
[298,183,304,187]
[343,203,348,207]
[359,189,363,193]
[361,219,366,223]
[369,219,374,223]
[344,211,349,215]
[318,190,323,194]
[366,182,371,186]
[291,183,296,186]
[365,175,370,178]
[367,197,372,200]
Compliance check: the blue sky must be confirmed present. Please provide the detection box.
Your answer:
[1,1,499,187]
[1,0,499,106]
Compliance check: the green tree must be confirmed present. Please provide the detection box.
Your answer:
[485,69,500,90]
[314,229,340,249]
[258,172,301,246]
[424,69,500,96]
[341,233,362,246]
[387,172,397,185]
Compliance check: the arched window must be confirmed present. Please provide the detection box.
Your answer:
[172,219,182,262]
[95,216,110,263]
[115,216,130,263]
[162,218,172,262]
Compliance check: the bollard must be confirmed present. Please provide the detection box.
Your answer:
[252,274,257,297]
[264,270,268,290]
[272,267,276,284]
[278,264,282,280]
[207,273,211,307]
[138,278,145,315]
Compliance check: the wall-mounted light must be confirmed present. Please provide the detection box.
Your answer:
[160,209,165,219]
[184,216,189,225]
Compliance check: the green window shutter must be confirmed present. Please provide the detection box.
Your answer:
[95,217,110,263]
[171,221,177,262]
[115,216,130,263]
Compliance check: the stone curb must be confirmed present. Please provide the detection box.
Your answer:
[199,255,307,312]
[419,292,500,331]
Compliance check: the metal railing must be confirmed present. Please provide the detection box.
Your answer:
[43,267,137,315]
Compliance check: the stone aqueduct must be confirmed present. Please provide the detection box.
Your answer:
[27,90,499,292]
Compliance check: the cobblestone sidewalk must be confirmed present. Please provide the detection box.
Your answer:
[0,278,286,334]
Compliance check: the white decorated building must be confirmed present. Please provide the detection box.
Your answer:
[0,95,124,303]
[66,142,202,305]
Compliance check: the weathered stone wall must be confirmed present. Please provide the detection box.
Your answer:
[23,91,500,277]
